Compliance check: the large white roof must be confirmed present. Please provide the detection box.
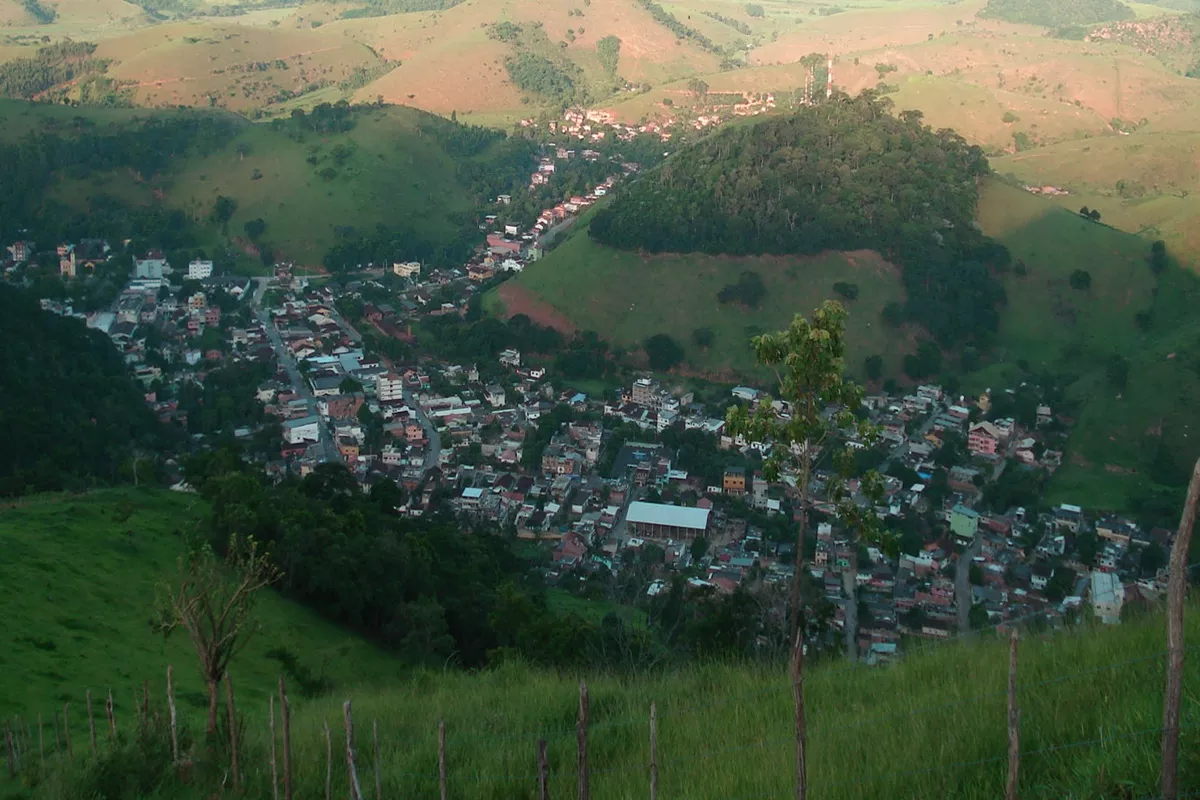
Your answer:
[626,502,710,531]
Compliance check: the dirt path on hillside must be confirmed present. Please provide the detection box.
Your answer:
[495,282,578,336]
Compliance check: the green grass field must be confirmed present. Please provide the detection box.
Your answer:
[19,594,1200,799]
[0,488,401,727]
[495,209,912,381]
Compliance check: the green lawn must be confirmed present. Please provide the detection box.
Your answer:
[0,488,402,728]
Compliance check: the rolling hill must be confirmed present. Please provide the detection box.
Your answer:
[0,98,531,268]
[0,488,401,726]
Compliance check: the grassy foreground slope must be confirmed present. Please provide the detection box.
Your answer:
[30,600,1200,799]
[0,489,400,723]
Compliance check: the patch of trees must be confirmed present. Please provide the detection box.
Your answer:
[554,330,615,381]
[718,270,767,309]
[281,101,356,134]
[636,0,721,54]
[0,41,107,99]
[1078,205,1102,222]
[645,333,685,370]
[505,52,579,104]
[701,11,752,34]
[832,281,858,300]
[1069,269,1092,290]
[597,35,622,75]
[339,0,466,18]
[745,3,765,17]
[21,0,56,23]
[0,285,167,497]
[590,95,1007,348]
[322,219,480,272]
[487,21,523,42]
[980,0,1133,26]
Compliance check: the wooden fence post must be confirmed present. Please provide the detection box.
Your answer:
[650,702,658,800]
[226,673,240,791]
[577,681,589,800]
[61,705,70,762]
[167,666,179,765]
[1161,457,1200,800]
[86,690,97,757]
[537,739,549,800]
[269,696,279,800]
[323,718,332,800]
[106,690,116,743]
[279,677,293,800]
[438,718,447,800]
[790,627,807,800]
[345,702,363,800]
[373,720,382,800]
[5,723,15,779]
[1006,629,1020,800]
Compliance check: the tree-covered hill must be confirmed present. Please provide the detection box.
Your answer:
[0,285,166,496]
[979,0,1135,27]
[589,94,1008,347]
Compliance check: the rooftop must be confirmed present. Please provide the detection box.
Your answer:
[626,502,710,531]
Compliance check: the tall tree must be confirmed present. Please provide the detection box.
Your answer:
[725,300,887,799]
[156,535,279,737]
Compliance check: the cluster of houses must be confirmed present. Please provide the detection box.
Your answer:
[518,97,778,146]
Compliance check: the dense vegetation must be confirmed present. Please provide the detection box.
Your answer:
[21,0,56,23]
[0,42,109,101]
[597,35,622,76]
[505,53,579,104]
[636,0,721,54]
[0,286,166,497]
[980,0,1134,26]
[702,11,753,35]
[339,0,466,19]
[590,94,1006,348]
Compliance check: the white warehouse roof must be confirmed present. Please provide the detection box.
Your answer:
[626,501,710,531]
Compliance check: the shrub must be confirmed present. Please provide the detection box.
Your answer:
[645,333,685,370]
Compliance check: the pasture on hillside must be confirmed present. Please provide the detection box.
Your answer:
[19,598,1200,799]
[0,489,401,726]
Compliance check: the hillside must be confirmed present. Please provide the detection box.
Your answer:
[0,284,166,497]
[0,99,533,268]
[19,587,1200,798]
[0,488,401,724]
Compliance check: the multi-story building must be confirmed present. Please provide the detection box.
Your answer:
[186,259,214,280]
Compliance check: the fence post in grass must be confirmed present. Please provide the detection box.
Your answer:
[106,689,116,743]
[323,718,332,800]
[649,702,658,800]
[279,677,293,800]
[226,673,240,791]
[37,714,44,774]
[373,720,382,800]
[537,739,549,800]
[438,718,447,800]
[790,627,807,800]
[269,696,279,800]
[577,681,589,800]
[5,723,14,779]
[1161,456,1200,800]
[167,666,179,765]
[1006,629,1020,800]
[62,705,71,762]
[344,701,363,800]
[85,690,96,757]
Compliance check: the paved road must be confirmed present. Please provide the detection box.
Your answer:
[956,533,984,634]
[842,567,859,662]
[401,384,441,474]
[253,279,341,465]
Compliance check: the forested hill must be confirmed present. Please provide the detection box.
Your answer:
[0,285,165,496]
[589,93,1010,347]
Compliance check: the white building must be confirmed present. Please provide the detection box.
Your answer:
[393,262,421,279]
[377,373,405,403]
[186,259,214,280]
[499,348,521,368]
[1091,571,1125,624]
[283,416,321,445]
